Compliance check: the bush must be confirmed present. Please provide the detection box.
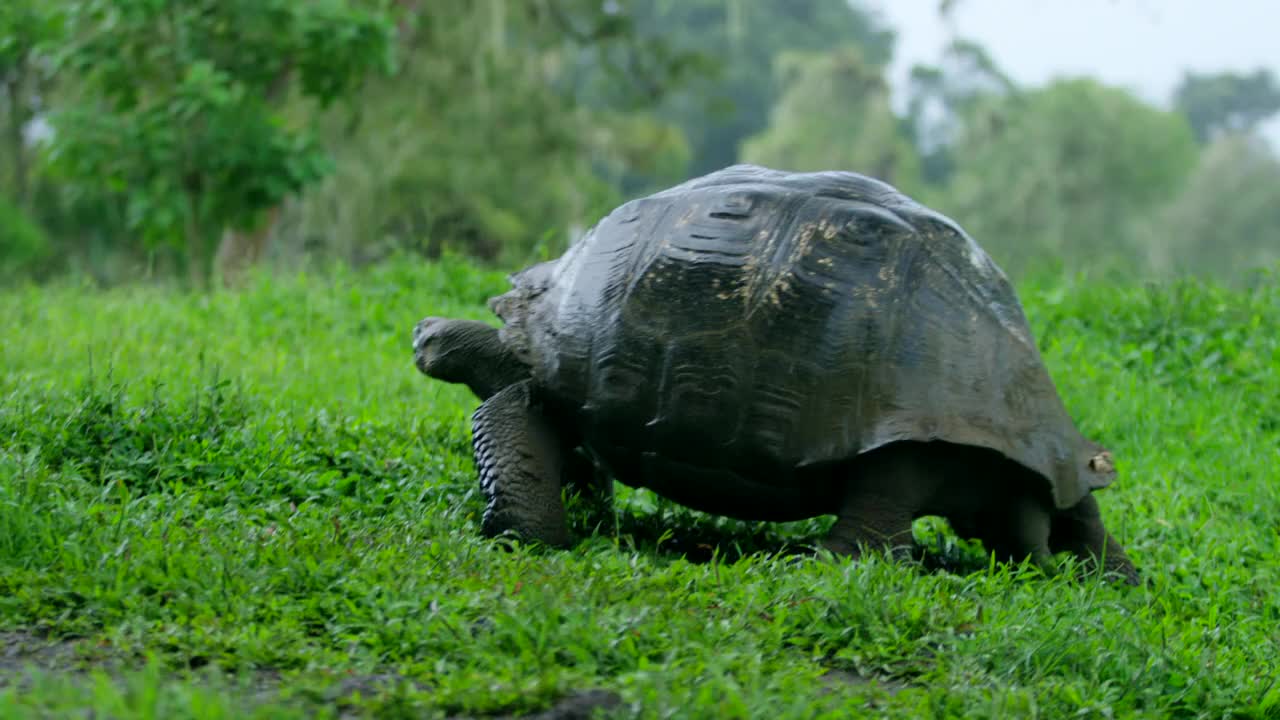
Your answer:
[0,194,52,282]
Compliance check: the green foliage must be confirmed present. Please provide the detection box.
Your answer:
[279,0,701,267]
[623,0,896,179]
[1,256,1278,716]
[741,45,921,192]
[0,0,63,206]
[552,0,720,111]
[1172,68,1280,143]
[0,1,59,80]
[590,111,694,190]
[0,191,51,280]
[1139,132,1280,281]
[5,1,1276,287]
[44,0,397,288]
[904,39,1017,185]
[934,78,1200,278]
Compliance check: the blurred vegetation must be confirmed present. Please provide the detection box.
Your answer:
[740,44,920,191]
[2,0,1279,288]
[930,78,1200,278]
[47,0,397,288]
[0,191,51,280]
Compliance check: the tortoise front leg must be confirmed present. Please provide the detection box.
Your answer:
[1050,493,1140,585]
[471,380,571,547]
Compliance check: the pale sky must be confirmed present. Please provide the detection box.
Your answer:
[870,0,1280,145]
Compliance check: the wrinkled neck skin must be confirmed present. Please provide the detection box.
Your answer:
[422,320,529,401]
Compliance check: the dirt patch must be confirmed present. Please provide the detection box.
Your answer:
[3,629,623,718]
[490,689,623,720]
[0,630,118,686]
[818,667,909,697]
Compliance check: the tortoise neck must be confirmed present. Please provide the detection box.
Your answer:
[452,321,530,401]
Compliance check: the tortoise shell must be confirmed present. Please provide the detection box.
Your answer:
[489,164,1113,511]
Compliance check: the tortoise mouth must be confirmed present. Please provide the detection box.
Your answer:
[412,317,445,376]
[413,346,436,377]
[414,343,465,383]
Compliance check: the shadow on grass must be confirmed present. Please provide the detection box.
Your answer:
[570,495,998,579]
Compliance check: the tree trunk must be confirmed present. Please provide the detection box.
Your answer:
[4,71,30,209]
[214,204,281,288]
[184,192,208,290]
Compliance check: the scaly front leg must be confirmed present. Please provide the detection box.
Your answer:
[471,381,571,547]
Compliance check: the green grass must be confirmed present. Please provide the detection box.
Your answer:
[1,256,1278,718]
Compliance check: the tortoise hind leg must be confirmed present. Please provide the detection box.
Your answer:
[821,446,920,560]
[1049,494,1140,585]
[561,445,615,532]
[983,494,1057,578]
[950,510,1024,565]
[471,380,571,547]
[823,491,916,559]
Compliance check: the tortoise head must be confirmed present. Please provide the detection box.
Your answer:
[414,317,479,382]
[413,316,529,401]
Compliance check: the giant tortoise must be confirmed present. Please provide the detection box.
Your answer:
[412,164,1139,584]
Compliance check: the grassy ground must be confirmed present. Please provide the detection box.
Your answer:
[1,257,1278,719]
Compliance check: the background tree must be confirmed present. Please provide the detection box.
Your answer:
[1,1,1275,288]
[0,0,61,210]
[740,45,920,191]
[903,39,1016,186]
[1140,131,1280,280]
[277,0,708,269]
[934,78,1199,277]
[608,0,896,182]
[44,0,397,288]
[1172,68,1280,144]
